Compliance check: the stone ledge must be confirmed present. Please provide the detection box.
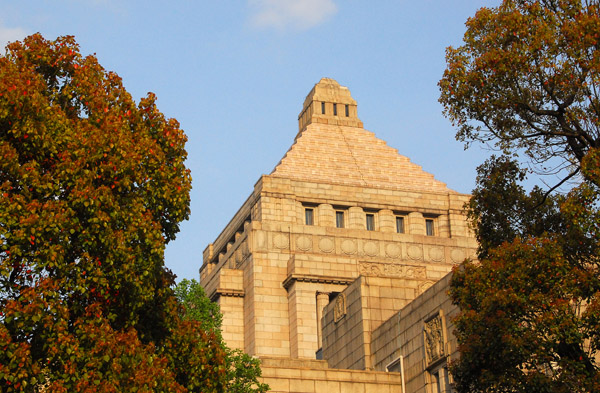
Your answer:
[282,274,355,290]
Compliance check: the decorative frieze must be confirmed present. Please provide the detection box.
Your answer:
[359,262,426,279]
[253,231,474,269]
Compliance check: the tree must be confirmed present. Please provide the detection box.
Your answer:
[450,156,600,392]
[0,34,228,392]
[439,1,600,391]
[175,279,270,393]
[439,0,600,190]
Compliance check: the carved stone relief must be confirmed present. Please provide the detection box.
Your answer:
[341,239,357,255]
[385,243,401,258]
[273,233,289,249]
[334,293,346,323]
[407,245,423,260]
[450,249,466,263]
[318,237,335,253]
[363,241,378,257]
[428,246,444,262]
[418,280,435,295]
[359,262,426,279]
[424,314,445,365]
[296,235,312,252]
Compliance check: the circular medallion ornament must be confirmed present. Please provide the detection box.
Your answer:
[451,249,466,263]
[364,241,379,257]
[429,247,443,262]
[418,281,435,294]
[341,239,357,255]
[296,236,312,251]
[273,234,289,249]
[407,245,423,260]
[385,243,401,258]
[318,237,335,253]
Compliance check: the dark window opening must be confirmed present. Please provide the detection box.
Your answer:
[426,219,434,236]
[396,217,405,234]
[366,214,375,231]
[336,211,344,228]
[333,103,337,116]
[305,208,314,225]
[345,104,349,117]
[321,102,326,114]
[328,292,340,302]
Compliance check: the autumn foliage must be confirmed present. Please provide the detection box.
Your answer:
[440,1,600,391]
[0,34,228,391]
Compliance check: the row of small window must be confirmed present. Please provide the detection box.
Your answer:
[304,208,435,236]
[321,102,350,117]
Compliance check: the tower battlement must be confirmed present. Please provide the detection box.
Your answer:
[298,77,363,131]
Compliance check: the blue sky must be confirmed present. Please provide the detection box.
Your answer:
[2,0,500,281]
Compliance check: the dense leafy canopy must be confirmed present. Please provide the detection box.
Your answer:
[175,279,269,393]
[452,156,600,392]
[440,1,600,392]
[0,34,229,392]
[440,0,600,188]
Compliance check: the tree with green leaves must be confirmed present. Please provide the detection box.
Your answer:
[440,1,600,391]
[0,34,228,392]
[175,279,270,393]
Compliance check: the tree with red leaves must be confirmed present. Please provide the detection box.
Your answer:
[0,34,227,392]
[440,1,600,391]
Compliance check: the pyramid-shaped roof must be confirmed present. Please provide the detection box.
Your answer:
[270,78,453,193]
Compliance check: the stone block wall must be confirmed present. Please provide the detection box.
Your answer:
[371,272,459,393]
[321,274,431,371]
[259,357,404,393]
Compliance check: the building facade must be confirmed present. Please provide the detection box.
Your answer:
[199,78,476,393]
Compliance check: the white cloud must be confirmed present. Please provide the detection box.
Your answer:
[249,0,338,31]
[0,24,28,51]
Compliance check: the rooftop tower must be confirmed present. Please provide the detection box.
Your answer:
[199,79,476,390]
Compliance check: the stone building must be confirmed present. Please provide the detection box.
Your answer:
[199,78,477,393]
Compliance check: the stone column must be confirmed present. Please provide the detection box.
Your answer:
[437,215,450,238]
[316,292,330,349]
[348,206,365,229]
[318,204,335,227]
[408,212,425,235]
[378,209,395,232]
